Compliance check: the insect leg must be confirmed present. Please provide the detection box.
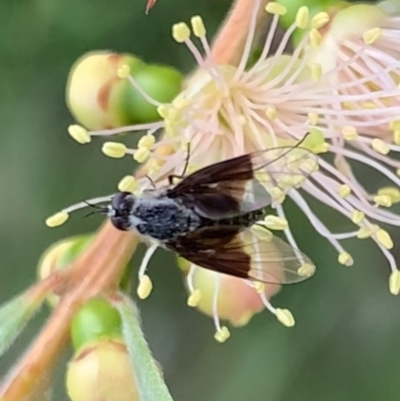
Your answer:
[145,175,156,188]
[168,142,191,185]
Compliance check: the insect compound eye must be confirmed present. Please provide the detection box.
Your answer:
[111,192,135,213]
[109,192,135,231]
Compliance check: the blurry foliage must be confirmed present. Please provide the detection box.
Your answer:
[1,0,400,400]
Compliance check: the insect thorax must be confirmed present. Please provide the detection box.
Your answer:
[131,197,202,241]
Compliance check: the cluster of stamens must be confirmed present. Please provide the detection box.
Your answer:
[47,0,400,340]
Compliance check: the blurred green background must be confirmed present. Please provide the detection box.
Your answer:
[1,0,400,400]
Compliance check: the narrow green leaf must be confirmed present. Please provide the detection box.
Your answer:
[112,293,174,401]
[0,292,41,356]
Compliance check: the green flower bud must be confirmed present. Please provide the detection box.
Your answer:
[66,340,140,401]
[37,234,94,307]
[121,64,183,123]
[66,51,183,130]
[70,297,122,352]
[66,51,145,130]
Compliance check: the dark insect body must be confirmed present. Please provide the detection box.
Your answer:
[107,145,318,285]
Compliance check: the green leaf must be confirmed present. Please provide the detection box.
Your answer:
[0,291,41,356]
[112,293,174,401]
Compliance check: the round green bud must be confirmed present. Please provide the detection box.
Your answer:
[70,297,122,352]
[37,234,94,307]
[66,51,146,130]
[117,63,184,124]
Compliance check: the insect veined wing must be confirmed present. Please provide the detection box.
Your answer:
[166,146,318,220]
[167,224,316,285]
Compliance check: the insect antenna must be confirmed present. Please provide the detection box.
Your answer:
[83,200,109,218]
[181,141,191,177]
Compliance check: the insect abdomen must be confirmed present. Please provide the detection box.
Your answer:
[213,210,264,228]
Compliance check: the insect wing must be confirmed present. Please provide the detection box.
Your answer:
[167,146,318,220]
[168,224,316,285]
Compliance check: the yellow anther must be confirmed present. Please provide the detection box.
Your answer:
[172,97,190,110]
[295,6,309,29]
[341,126,358,141]
[172,22,191,43]
[214,326,231,343]
[389,270,400,295]
[68,125,91,144]
[374,194,392,208]
[263,215,288,230]
[303,128,324,150]
[265,2,287,15]
[118,175,138,193]
[187,289,202,307]
[252,224,273,241]
[102,142,127,158]
[376,229,393,249]
[351,210,365,225]
[278,175,304,189]
[237,115,246,125]
[310,63,322,81]
[157,105,170,118]
[297,263,316,278]
[393,130,400,145]
[311,12,329,29]
[363,27,382,44]
[117,64,130,79]
[309,29,322,48]
[308,112,319,126]
[361,101,378,110]
[389,120,400,131]
[137,275,153,299]
[377,187,400,203]
[338,184,351,198]
[266,106,277,120]
[269,187,286,204]
[338,252,353,266]
[300,158,319,174]
[276,308,295,327]
[371,138,390,155]
[45,211,69,228]
[191,16,206,37]
[147,159,162,175]
[254,282,265,294]
[314,143,329,154]
[255,170,271,183]
[397,168,400,177]
[357,224,379,239]
[133,147,150,163]
[138,135,156,149]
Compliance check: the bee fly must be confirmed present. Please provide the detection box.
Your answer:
[103,141,318,285]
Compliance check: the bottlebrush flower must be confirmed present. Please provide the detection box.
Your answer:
[51,0,400,338]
